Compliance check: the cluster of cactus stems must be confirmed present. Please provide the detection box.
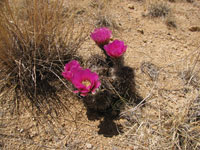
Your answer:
[62,27,137,114]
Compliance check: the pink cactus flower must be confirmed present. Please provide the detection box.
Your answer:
[71,69,101,96]
[90,27,112,46]
[104,40,127,58]
[62,60,82,81]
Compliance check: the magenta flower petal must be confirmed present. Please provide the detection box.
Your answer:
[73,90,79,94]
[90,27,112,46]
[62,60,82,81]
[104,40,127,58]
[71,69,101,96]
[91,80,101,94]
[80,93,88,97]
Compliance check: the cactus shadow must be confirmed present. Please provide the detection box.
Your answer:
[82,55,143,137]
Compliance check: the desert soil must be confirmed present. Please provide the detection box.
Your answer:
[1,0,200,149]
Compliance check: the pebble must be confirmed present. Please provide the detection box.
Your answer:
[19,128,24,133]
[128,4,134,10]
[86,143,92,149]
[143,40,147,43]
[189,26,200,32]
[171,36,175,40]
[137,29,144,34]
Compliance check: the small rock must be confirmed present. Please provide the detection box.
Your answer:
[142,43,147,47]
[189,26,200,32]
[184,44,187,48]
[137,29,144,34]
[86,143,92,149]
[143,40,147,43]
[128,4,134,10]
[19,128,24,133]
[171,36,175,40]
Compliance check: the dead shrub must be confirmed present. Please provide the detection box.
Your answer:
[90,0,119,30]
[120,96,200,149]
[165,17,177,28]
[0,0,87,113]
[95,14,119,29]
[148,2,170,18]
[186,0,194,3]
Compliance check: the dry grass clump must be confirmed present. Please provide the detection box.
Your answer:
[120,90,200,149]
[147,2,171,18]
[0,0,87,112]
[95,14,119,29]
[120,49,200,149]
[171,97,200,150]
[186,0,194,3]
[165,16,177,28]
[90,0,119,30]
[141,61,160,81]
[144,1,177,28]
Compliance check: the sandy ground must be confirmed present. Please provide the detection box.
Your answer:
[1,0,200,149]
